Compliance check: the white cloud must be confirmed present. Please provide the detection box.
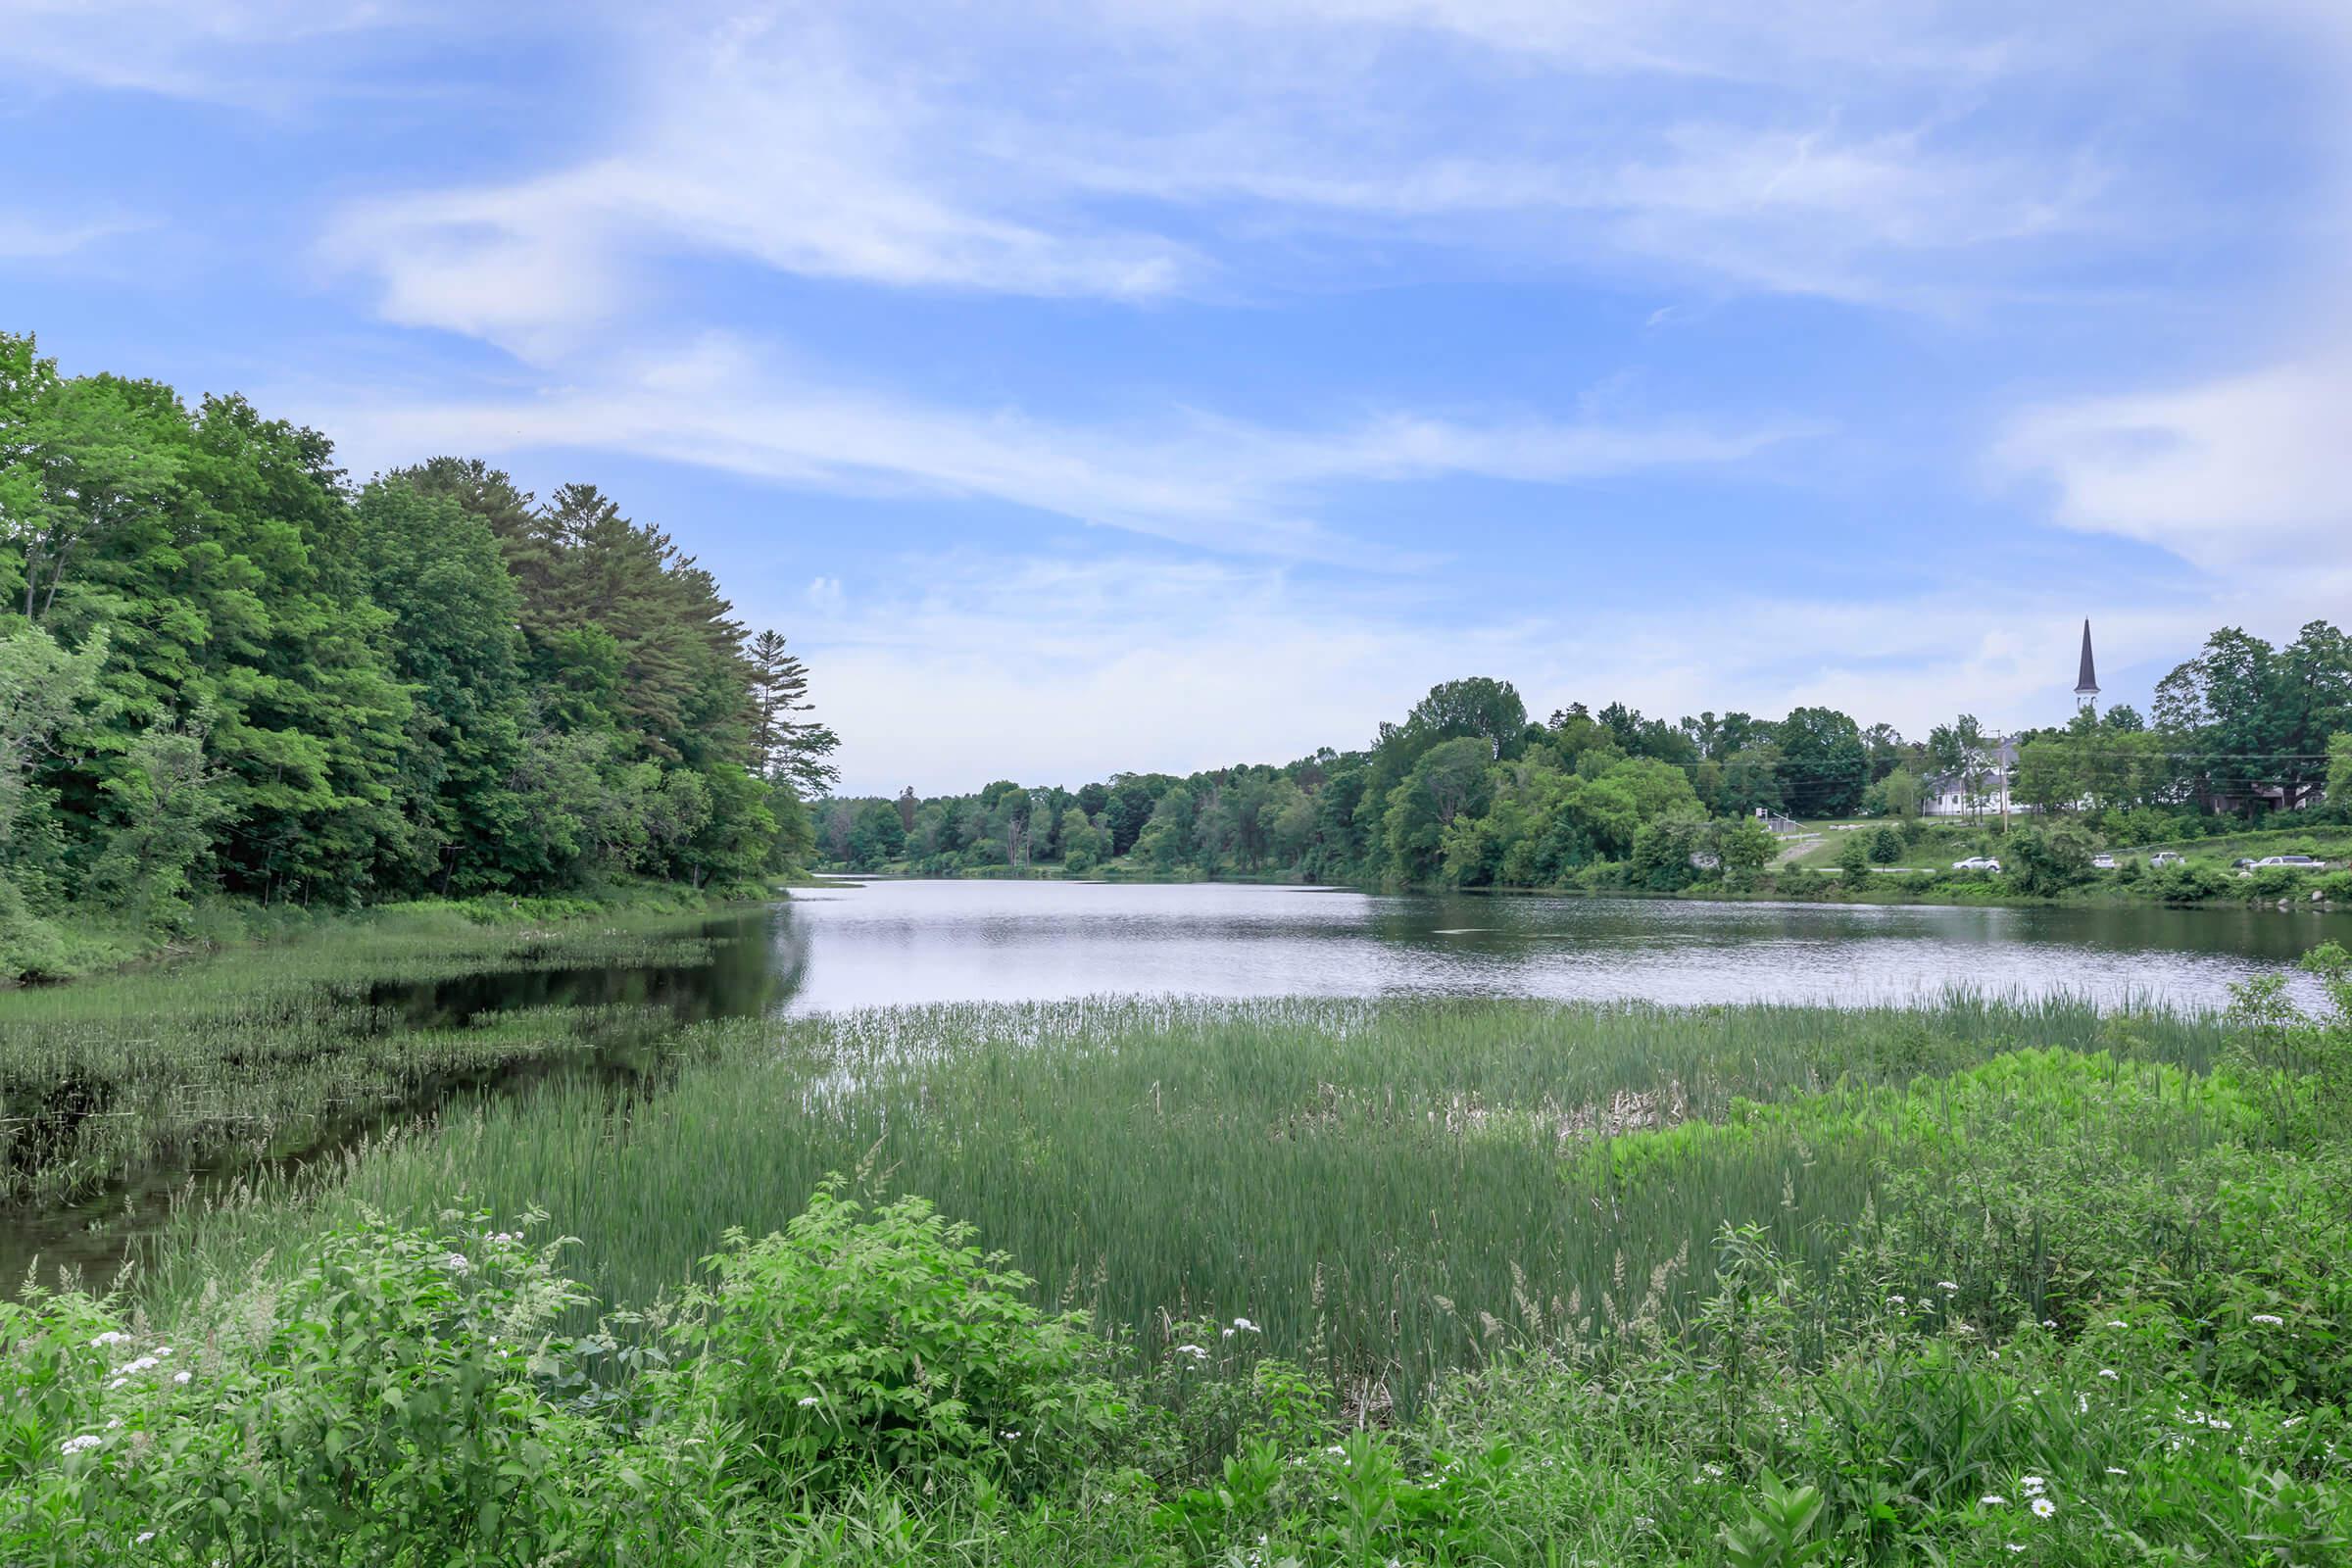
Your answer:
[4,0,414,104]
[308,344,1812,561]
[1997,353,2352,568]
[0,214,147,260]
[316,0,2202,345]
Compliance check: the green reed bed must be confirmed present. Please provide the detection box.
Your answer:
[142,994,2235,1406]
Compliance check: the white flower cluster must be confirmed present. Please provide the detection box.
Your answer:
[2250,1313,2284,1326]
[439,1251,472,1276]
[60,1434,103,1455]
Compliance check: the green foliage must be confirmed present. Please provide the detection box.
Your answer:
[1,333,828,951]
[673,1179,1126,1498]
[2005,820,2098,897]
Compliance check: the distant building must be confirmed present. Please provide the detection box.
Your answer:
[1920,621,2104,818]
[1921,735,2021,818]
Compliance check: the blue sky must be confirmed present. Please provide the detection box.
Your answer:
[8,1,2352,793]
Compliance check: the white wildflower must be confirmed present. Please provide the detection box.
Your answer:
[1702,1463,1726,1479]
[1981,1494,2007,1506]
[2031,1496,2056,1519]
[797,1396,820,1408]
[173,1371,191,1385]
[1233,1317,1258,1333]
[89,1332,130,1348]
[135,1532,155,1544]
[2105,1467,2128,1476]
[2040,1319,2057,1330]
[439,1251,471,1276]
[2097,1368,2119,1379]
[60,1435,102,1455]
[2106,1319,2127,1329]
[2211,1418,2232,1432]
[2007,1545,2026,1554]
[1887,1294,1906,1306]
[1938,1281,1960,1293]
[2020,1475,2046,1494]
[2251,1313,2284,1326]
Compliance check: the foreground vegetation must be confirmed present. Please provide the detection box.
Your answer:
[10,944,2352,1563]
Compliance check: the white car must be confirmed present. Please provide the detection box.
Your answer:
[1952,857,2002,872]
[2090,854,2117,869]
[2149,852,2183,867]
[2255,855,2325,869]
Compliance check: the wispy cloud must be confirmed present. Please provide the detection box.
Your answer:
[4,0,416,105]
[311,340,1815,562]
[0,213,150,261]
[319,1,2181,345]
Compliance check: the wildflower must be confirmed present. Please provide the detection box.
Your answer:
[1233,1317,1258,1333]
[1981,1494,2007,1506]
[2097,1368,2119,1379]
[2020,1475,2046,1494]
[1175,1344,1208,1360]
[2007,1545,2026,1554]
[1938,1281,1960,1293]
[439,1251,471,1276]
[2251,1313,2284,1326]
[1001,1430,1020,1440]
[2106,1318,2127,1329]
[1951,1322,1977,1336]
[1325,1445,1347,1457]
[2105,1467,2128,1476]
[156,1347,171,1357]
[2030,1496,2057,1519]
[1701,1463,1726,1479]
[2077,1395,2089,1414]
[172,1371,191,1386]
[89,1332,130,1348]
[797,1396,820,1408]
[60,1435,103,1455]
[2040,1318,2057,1330]
[135,1532,155,1545]
[2210,1418,2231,1432]
[1887,1294,1906,1305]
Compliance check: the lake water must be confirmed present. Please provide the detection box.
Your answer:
[764,878,2351,1013]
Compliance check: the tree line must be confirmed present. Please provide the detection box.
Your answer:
[1,332,834,959]
[825,623,2352,887]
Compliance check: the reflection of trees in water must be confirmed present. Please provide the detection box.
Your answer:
[369,907,801,1028]
[5,908,805,1295]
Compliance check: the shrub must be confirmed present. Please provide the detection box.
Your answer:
[1,1212,604,1566]
[670,1178,1128,1497]
[1869,824,1905,863]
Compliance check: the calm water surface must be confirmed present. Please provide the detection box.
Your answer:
[767,879,2352,1012]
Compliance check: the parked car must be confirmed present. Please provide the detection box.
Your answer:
[1952,857,2002,872]
[2255,855,2325,868]
[2231,858,2257,869]
[2090,854,2117,869]
[2149,852,2183,867]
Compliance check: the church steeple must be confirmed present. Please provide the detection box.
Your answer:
[2074,619,2099,710]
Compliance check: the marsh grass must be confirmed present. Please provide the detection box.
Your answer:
[0,909,774,1281]
[141,993,2232,1406]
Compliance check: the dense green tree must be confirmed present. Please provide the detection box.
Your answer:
[847,798,907,869]
[1773,707,1869,816]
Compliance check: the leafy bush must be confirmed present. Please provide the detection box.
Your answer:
[669,1178,1128,1497]
[1,1212,605,1566]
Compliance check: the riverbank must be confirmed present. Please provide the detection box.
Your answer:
[0,877,773,989]
[14,960,2351,1564]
